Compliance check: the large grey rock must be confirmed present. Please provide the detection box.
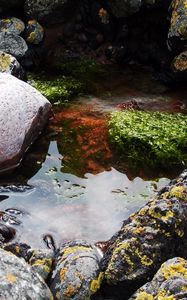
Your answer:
[0,248,53,299]
[129,257,187,300]
[0,32,28,59]
[0,51,26,80]
[24,0,80,24]
[49,240,102,300]
[0,73,52,174]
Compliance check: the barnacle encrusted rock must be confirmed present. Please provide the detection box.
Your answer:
[0,248,53,299]
[100,170,187,298]
[168,0,187,52]
[49,240,102,300]
[0,73,51,174]
[129,257,187,300]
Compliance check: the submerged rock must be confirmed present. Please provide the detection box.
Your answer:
[100,170,187,299]
[0,248,53,299]
[168,0,187,53]
[0,73,51,174]
[0,51,26,80]
[0,32,28,59]
[129,257,187,300]
[49,240,102,300]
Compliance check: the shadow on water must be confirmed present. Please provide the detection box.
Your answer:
[0,65,186,248]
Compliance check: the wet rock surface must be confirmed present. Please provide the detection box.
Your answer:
[0,73,51,174]
[100,170,187,299]
[129,257,187,300]
[0,248,53,299]
[49,240,102,300]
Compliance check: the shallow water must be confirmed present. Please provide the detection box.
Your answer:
[0,66,186,249]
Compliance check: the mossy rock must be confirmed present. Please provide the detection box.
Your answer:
[109,110,187,168]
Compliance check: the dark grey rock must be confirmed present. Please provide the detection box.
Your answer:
[0,32,28,60]
[0,248,53,299]
[168,0,187,53]
[24,0,80,25]
[49,240,102,300]
[129,257,187,300]
[101,170,187,299]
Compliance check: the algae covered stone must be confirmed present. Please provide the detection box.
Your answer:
[49,240,102,300]
[129,257,187,300]
[0,248,53,299]
[100,170,187,298]
[109,110,187,168]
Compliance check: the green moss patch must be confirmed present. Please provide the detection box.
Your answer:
[109,110,187,168]
[28,73,84,104]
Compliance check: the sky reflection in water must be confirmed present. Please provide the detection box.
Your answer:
[0,141,169,248]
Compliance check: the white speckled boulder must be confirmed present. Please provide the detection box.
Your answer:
[0,248,53,299]
[0,73,52,174]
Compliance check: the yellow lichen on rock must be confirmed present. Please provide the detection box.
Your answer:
[6,273,17,283]
[162,258,187,280]
[135,291,154,300]
[90,272,103,293]
[169,185,187,200]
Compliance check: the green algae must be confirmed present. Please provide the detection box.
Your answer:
[109,110,187,168]
[28,72,84,104]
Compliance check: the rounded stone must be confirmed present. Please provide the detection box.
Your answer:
[0,51,26,80]
[0,248,53,299]
[25,20,44,44]
[0,73,52,174]
[49,240,102,300]
[0,17,25,35]
[0,32,28,59]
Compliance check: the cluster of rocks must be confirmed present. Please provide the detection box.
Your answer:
[0,0,186,82]
[0,170,186,299]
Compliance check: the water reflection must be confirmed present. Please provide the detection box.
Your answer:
[0,141,169,248]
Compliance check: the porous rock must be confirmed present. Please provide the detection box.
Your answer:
[168,0,187,53]
[49,240,102,300]
[24,0,80,25]
[100,170,187,299]
[0,32,28,59]
[0,248,53,299]
[0,73,51,174]
[129,257,187,300]
[0,51,26,80]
